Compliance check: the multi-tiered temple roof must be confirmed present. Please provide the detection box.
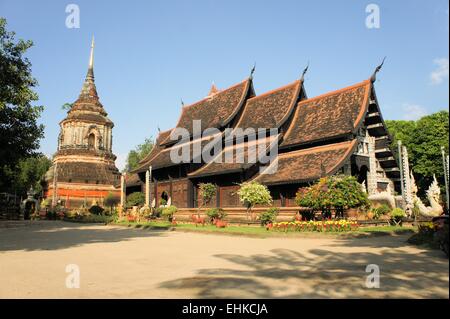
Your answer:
[132,64,399,208]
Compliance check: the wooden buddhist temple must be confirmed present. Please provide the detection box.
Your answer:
[131,64,400,209]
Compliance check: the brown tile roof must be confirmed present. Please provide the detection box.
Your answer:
[235,80,302,130]
[281,80,371,147]
[48,161,120,185]
[64,112,113,125]
[161,79,252,145]
[132,129,173,173]
[147,133,222,170]
[70,72,108,116]
[125,173,142,187]
[254,140,357,185]
[188,134,280,178]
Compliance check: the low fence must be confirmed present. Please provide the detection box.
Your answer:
[174,207,433,226]
[176,207,311,224]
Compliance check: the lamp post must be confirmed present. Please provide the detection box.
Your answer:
[398,140,405,201]
[441,146,449,211]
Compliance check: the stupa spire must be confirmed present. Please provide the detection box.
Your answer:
[87,36,95,79]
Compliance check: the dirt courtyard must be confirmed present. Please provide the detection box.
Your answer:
[0,221,448,298]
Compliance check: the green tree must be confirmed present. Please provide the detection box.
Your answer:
[0,18,45,192]
[104,192,120,213]
[125,137,154,172]
[386,111,449,200]
[237,182,272,220]
[198,183,217,207]
[126,192,145,207]
[12,155,52,196]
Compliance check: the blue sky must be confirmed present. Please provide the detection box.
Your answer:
[1,0,448,170]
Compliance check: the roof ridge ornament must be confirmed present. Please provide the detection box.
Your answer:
[181,99,185,108]
[208,81,220,96]
[300,61,309,82]
[249,63,256,80]
[370,56,386,83]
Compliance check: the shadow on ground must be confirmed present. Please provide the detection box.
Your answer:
[0,221,167,252]
[159,236,449,298]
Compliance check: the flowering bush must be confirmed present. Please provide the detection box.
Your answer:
[296,175,370,218]
[269,220,359,232]
[237,182,272,220]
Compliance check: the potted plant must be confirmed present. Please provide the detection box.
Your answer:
[206,208,227,224]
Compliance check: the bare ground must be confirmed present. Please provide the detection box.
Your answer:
[0,221,448,298]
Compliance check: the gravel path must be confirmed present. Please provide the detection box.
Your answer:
[0,221,448,298]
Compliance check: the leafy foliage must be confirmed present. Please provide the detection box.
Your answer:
[206,208,227,223]
[372,204,391,219]
[126,192,145,207]
[237,182,273,220]
[104,192,120,211]
[199,183,217,207]
[0,18,45,193]
[296,175,370,218]
[386,111,449,200]
[390,208,406,221]
[125,138,154,172]
[259,207,279,226]
[161,205,177,221]
[237,182,272,208]
[88,205,104,215]
[11,155,51,195]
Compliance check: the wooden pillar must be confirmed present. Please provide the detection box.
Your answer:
[120,173,126,207]
[154,178,158,207]
[216,184,220,207]
[145,169,150,207]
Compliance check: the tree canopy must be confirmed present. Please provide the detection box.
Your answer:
[386,111,449,198]
[125,137,154,172]
[0,18,45,194]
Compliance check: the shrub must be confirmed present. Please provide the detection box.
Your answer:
[296,175,370,218]
[162,205,177,221]
[270,220,359,232]
[237,182,272,220]
[126,192,145,207]
[89,205,104,215]
[104,192,120,212]
[390,208,406,225]
[139,206,152,219]
[206,208,227,223]
[46,210,57,220]
[259,207,279,226]
[199,183,217,207]
[372,204,391,219]
[40,198,51,208]
[154,207,163,218]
